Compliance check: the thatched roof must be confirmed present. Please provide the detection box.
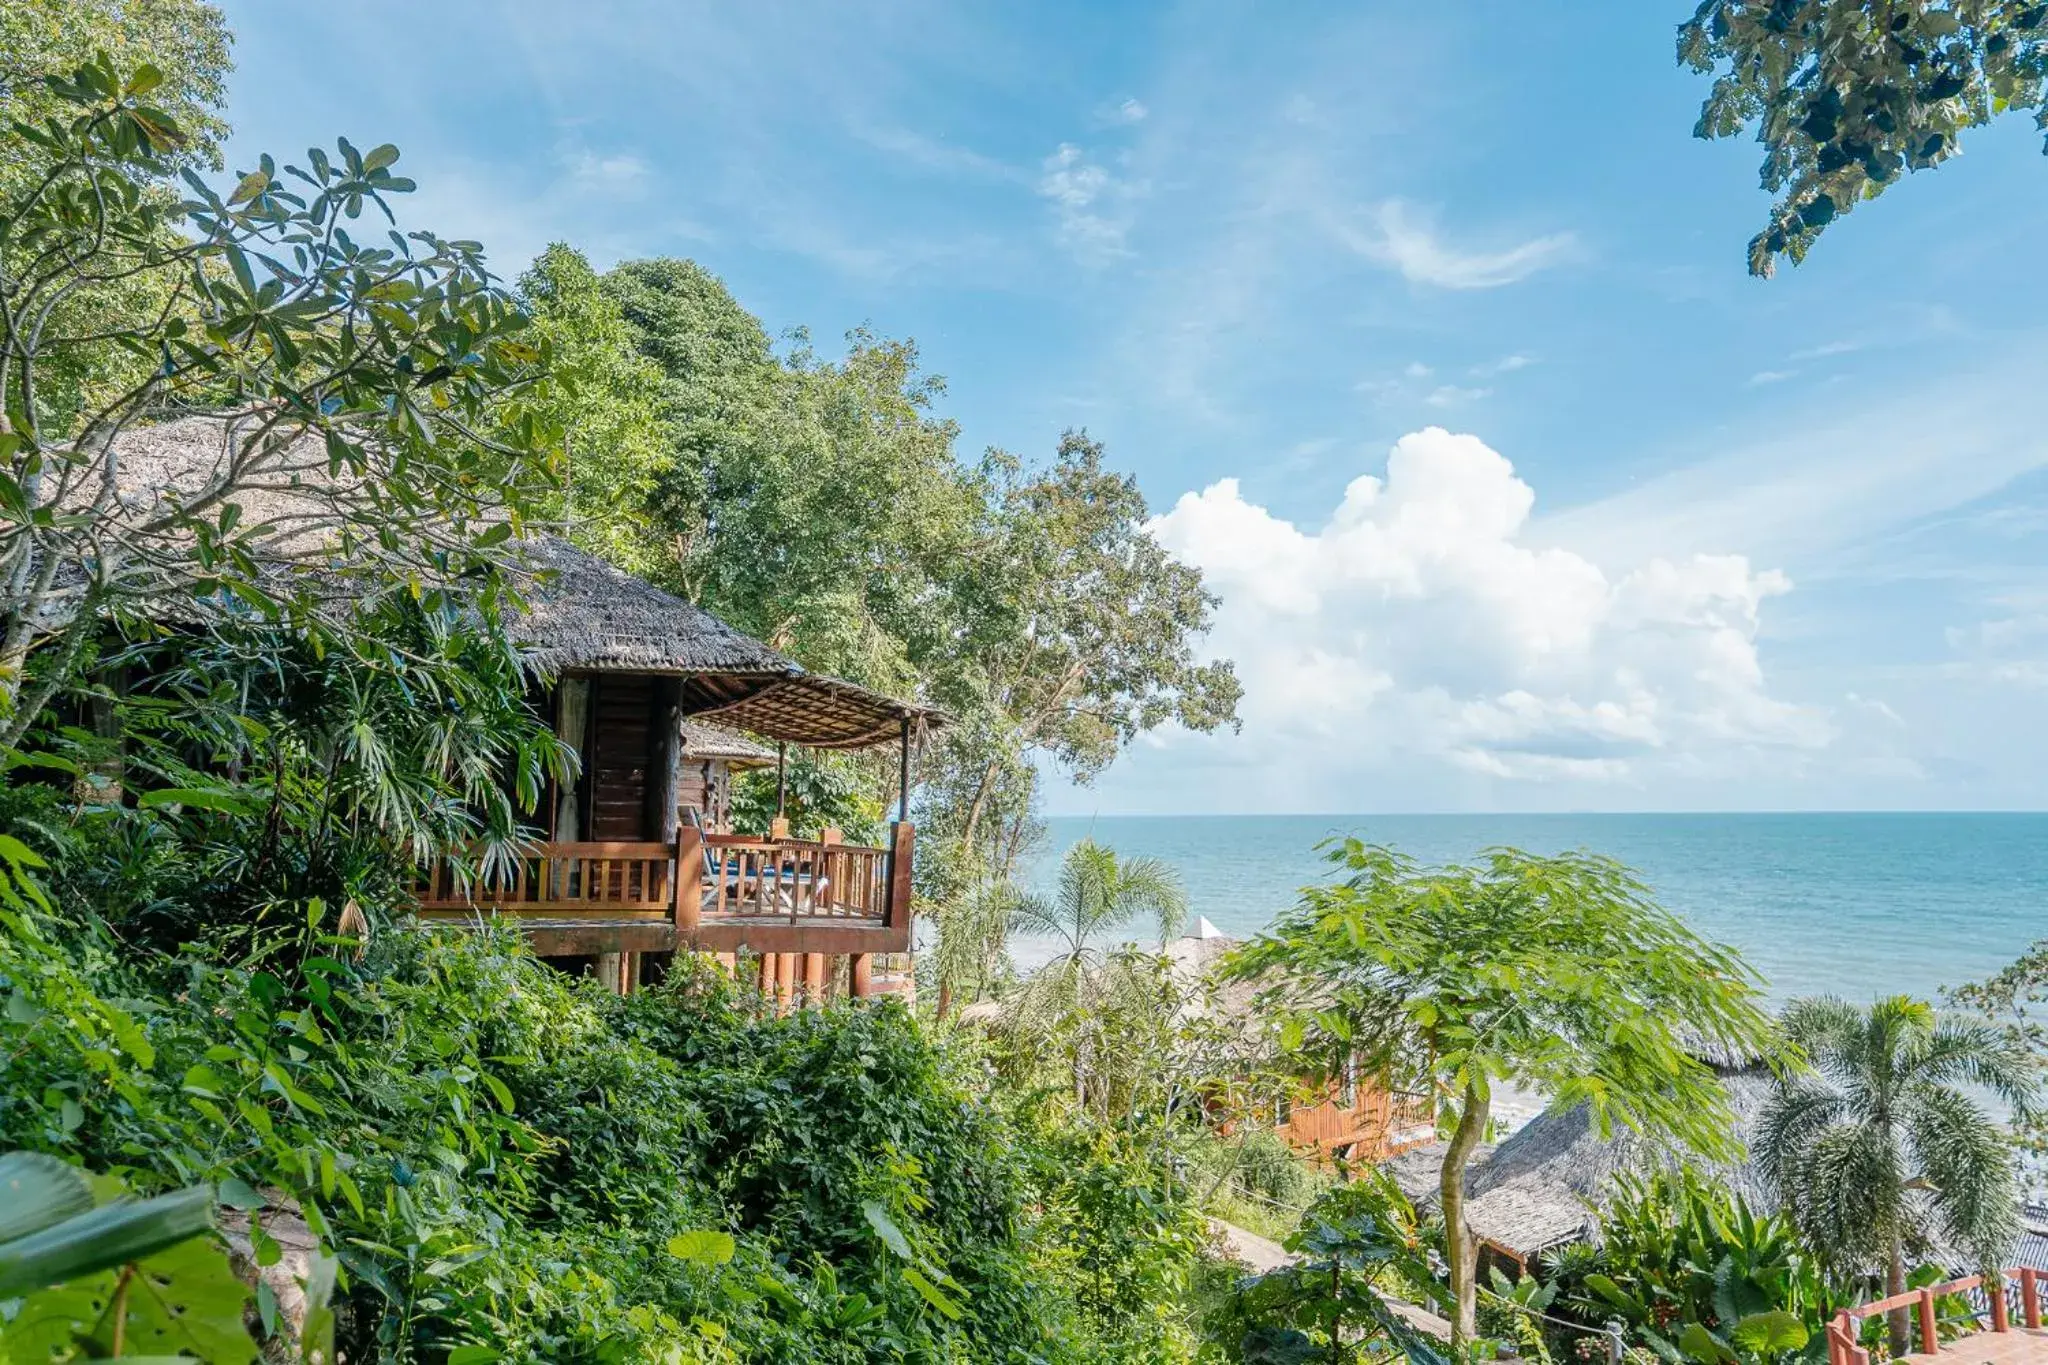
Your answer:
[81,416,941,752]
[1414,1065,1775,1261]
[680,721,775,768]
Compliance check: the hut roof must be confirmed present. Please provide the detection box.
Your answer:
[679,721,776,768]
[88,415,941,752]
[1443,1064,1776,1261]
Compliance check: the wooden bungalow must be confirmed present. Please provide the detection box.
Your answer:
[416,531,936,998]
[90,416,938,1001]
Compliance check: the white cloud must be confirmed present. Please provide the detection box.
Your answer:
[1339,200,1577,289]
[564,149,649,190]
[1114,97,1148,123]
[1148,427,1826,787]
[1471,353,1534,377]
[1748,369,1796,386]
[1038,142,1138,263]
[1425,384,1489,408]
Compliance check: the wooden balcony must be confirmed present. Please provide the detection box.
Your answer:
[1829,1267,2048,1365]
[414,822,914,959]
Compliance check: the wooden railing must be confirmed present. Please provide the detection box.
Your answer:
[1826,1267,2046,1365]
[415,841,676,918]
[697,834,891,921]
[416,823,914,955]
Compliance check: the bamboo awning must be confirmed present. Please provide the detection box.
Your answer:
[680,672,941,751]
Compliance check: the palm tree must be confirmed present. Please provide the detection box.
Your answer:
[1757,995,2037,1357]
[1005,839,1188,1110]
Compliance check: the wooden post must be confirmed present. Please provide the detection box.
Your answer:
[675,822,703,937]
[849,953,872,998]
[803,952,827,1003]
[1829,1312,1852,1365]
[595,951,625,996]
[1918,1289,1938,1356]
[1993,1272,2011,1333]
[897,716,911,823]
[715,951,737,975]
[2025,1268,2041,1329]
[775,951,798,1011]
[885,821,915,932]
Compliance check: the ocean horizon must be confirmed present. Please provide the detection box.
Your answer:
[1017,812,2048,1007]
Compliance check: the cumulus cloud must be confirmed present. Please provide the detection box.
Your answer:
[1148,427,1827,785]
[1343,201,1577,289]
[1038,143,1137,263]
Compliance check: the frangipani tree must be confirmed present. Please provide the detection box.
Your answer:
[0,56,558,745]
[1228,840,1781,1346]
[1757,995,2035,1358]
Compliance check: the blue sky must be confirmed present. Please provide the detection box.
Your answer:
[216,1,2048,814]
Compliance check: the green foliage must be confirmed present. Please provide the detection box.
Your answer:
[516,243,672,580]
[1227,840,1781,1343]
[0,872,1212,1362]
[1679,1,2048,274]
[9,603,569,953]
[0,55,556,741]
[1756,994,2033,1329]
[997,840,1190,1113]
[728,749,886,845]
[1208,1171,1449,1365]
[0,1151,265,1363]
[1544,1172,1836,1365]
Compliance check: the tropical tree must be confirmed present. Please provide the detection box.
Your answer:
[1678,1,2048,275]
[936,434,1242,862]
[515,243,669,578]
[1227,840,1781,1346]
[1003,839,1188,1111]
[0,57,557,744]
[1756,994,2036,1357]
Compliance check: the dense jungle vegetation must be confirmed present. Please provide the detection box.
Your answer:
[9,5,2048,1364]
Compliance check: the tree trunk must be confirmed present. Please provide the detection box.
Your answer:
[1440,1078,1492,1346]
[1886,1230,1910,1360]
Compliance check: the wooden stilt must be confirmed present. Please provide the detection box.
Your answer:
[595,951,625,996]
[803,952,827,1003]
[776,951,798,1011]
[850,953,872,999]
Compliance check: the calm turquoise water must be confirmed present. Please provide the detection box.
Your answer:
[1021,814,2048,1005]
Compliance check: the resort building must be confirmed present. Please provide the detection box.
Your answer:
[90,416,939,1001]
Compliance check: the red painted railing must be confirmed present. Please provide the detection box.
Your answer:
[1826,1267,2046,1365]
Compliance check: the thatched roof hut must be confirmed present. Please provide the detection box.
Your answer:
[80,415,941,749]
[1397,1064,1776,1264]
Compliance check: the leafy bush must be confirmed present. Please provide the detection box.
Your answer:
[1541,1173,1841,1365]
[0,874,1207,1362]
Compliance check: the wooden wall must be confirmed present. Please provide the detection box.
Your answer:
[552,673,746,842]
[590,675,655,841]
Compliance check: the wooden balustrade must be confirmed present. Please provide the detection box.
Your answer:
[1826,1267,2045,1365]
[696,834,891,922]
[415,824,915,957]
[416,841,675,918]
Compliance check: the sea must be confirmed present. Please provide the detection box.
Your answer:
[1017,813,2048,1007]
